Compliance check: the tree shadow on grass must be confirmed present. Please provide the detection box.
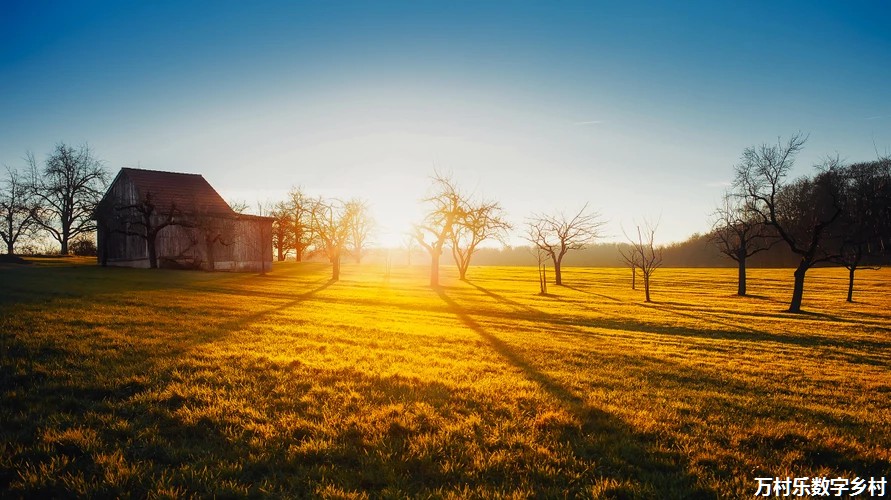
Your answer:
[466,281,548,315]
[649,299,891,333]
[560,283,624,303]
[435,288,717,499]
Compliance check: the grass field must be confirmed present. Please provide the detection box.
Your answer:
[1,258,889,498]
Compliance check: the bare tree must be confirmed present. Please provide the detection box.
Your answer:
[624,220,663,302]
[346,198,375,264]
[414,173,464,287]
[270,200,295,262]
[832,159,890,301]
[617,243,639,290]
[710,192,775,296]
[0,167,39,254]
[28,143,109,254]
[288,187,316,262]
[312,198,354,281]
[525,204,605,285]
[228,200,249,214]
[112,192,184,269]
[733,134,844,312]
[190,209,236,272]
[525,226,549,294]
[403,233,416,265]
[451,198,510,280]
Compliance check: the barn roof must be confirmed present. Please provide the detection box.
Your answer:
[117,167,235,216]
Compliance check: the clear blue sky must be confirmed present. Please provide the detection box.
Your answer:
[2,1,890,245]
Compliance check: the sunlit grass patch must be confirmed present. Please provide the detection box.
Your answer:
[1,260,889,497]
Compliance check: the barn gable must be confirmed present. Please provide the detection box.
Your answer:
[97,168,272,272]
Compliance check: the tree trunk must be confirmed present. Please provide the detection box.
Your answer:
[332,255,340,281]
[847,266,855,303]
[430,252,440,287]
[147,238,158,269]
[644,274,651,302]
[277,246,284,262]
[6,240,13,255]
[538,263,547,294]
[788,263,808,313]
[206,239,215,271]
[737,251,747,296]
[631,265,636,290]
[60,218,72,255]
[458,259,468,280]
[553,256,563,286]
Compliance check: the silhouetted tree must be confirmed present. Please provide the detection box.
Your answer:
[190,208,236,271]
[710,192,775,296]
[624,220,662,302]
[114,192,183,269]
[346,198,374,264]
[617,243,639,290]
[28,143,109,254]
[525,229,549,295]
[288,187,316,262]
[270,201,294,262]
[403,233,416,265]
[312,198,354,281]
[734,133,844,313]
[414,173,463,287]
[832,159,891,301]
[526,204,604,285]
[451,198,510,280]
[0,167,39,254]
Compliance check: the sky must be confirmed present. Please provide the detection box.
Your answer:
[2,1,890,246]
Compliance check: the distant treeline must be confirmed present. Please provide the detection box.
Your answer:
[427,236,891,269]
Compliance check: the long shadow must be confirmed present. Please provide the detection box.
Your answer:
[183,279,335,346]
[466,281,547,316]
[301,292,891,353]
[652,299,891,333]
[639,302,774,338]
[560,283,623,303]
[435,288,716,498]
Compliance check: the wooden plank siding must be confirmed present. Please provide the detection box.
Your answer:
[97,168,273,272]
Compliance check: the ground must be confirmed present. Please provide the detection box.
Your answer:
[1,258,889,498]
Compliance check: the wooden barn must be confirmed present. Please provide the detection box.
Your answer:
[96,168,272,272]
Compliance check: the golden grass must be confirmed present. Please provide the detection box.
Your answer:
[1,259,889,498]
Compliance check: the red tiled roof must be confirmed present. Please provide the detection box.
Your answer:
[118,168,235,216]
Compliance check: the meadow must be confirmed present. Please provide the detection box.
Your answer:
[0,258,889,498]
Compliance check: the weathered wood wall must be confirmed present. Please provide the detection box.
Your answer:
[97,173,273,272]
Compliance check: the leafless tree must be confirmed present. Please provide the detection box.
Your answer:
[346,198,375,264]
[111,191,185,269]
[288,186,316,262]
[525,204,605,285]
[624,220,663,302]
[28,143,109,254]
[525,226,549,294]
[403,233,417,265]
[190,209,237,272]
[228,200,249,214]
[414,173,464,287]
[832,159,891,301]
[710,192,775,296]
[733,134,845,312]
[270,200,295,262]
[254,202,271,275]
[617,243,639,290]
[312,197,354,281]
[451,198,510,280]
[0,167,39,254]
